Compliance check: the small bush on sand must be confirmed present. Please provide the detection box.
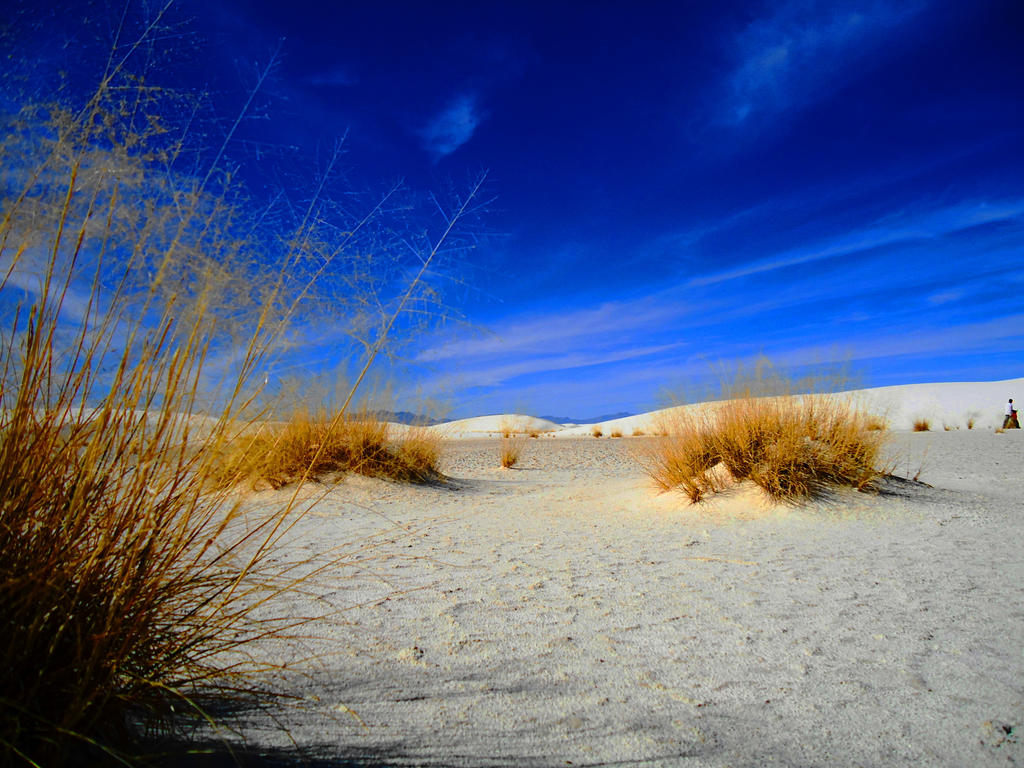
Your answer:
[913,418,932,432]
[632,428,645,436]
[639,393,889,503]
[610,429,623,438]
[528,429,540,438]
[500,435,525,468]
[213,414,442,489]
[866,417,888,431]
[592,426,604,438]
[395,427,445,479]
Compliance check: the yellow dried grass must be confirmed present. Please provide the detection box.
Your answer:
[638,393,889,503]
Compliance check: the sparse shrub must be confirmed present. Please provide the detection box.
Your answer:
[500,435,525,468]
[967,413,978,430]
[632,428,645,436]
[638,393,889,503]
[866,417,888,431]
[610,429,623,438]
[592,426,604,438]
[913,418,932,432]
[528,429,540,438]
[396,427,445,478]
[213,413,442,489]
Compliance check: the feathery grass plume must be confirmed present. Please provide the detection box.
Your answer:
[913,418,932,432]
[639,365,889,503]
[0,7,477,764]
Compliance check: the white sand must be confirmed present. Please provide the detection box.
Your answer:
[431,376,1024,438]
[203,379,1024,766]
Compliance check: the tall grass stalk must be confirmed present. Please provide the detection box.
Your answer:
[0,14,468,765]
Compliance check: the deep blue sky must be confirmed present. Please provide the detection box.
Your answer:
[8,0,1024,417]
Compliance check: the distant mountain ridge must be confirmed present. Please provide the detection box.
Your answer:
[538,411,635,425]
[371,410,444,426]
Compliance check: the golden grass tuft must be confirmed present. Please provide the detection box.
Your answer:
[638,394,889,503]
[913,418,932,432]
[632,428,645,436]
[591,426,604,438]
[609,429,623,438]
[500,435,525,468]
[866,416,888,431]
[212,413,442,489]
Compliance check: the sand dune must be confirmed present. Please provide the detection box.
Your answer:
[430,377,1024,438]
[431,414,564,438]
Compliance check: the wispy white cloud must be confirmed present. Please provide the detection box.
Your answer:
[417,299,692,364]
[772,313,1024,369]
[688,198,1024,287]
[722,0,928,125]
[413,194,1024,415]
[447,343,685,388]
[419,94,484,159]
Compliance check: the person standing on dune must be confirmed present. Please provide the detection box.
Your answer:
[1004,398,1019,429]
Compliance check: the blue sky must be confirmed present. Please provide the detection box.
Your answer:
[7,0,1024,418]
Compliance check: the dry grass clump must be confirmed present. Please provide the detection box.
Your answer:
[212,414,442,489]
[500,435,525,468]
[591,426,604,438]
[528,429,541,438]
[913,418,932,432]
[866,416,888,431]
[632,428,645,436]
[394,427,445,479]
[639,394,889,503]
[610,429,623,438]
[0,15,476,763]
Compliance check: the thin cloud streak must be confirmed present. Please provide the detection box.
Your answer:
[416,300,691,363]
[687,199,1024,287]
[445,342,686,388]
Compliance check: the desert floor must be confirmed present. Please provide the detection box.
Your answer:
[193,430,1024,767]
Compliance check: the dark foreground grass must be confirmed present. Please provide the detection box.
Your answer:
[0,23,456,768]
